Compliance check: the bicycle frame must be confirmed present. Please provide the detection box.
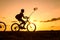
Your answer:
[25,18,30,25]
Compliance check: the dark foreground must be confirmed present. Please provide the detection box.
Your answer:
[0,31,60,40]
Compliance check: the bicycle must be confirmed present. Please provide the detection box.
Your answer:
[11,8,38,32]
[0,22,6,31]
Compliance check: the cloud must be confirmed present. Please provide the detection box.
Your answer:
[33,20,37,22]
[40,17,60,22]
[11,21,17,22]
[0,17,6,19]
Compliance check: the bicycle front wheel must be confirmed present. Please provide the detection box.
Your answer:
[11,23,20,31]
[27,23,36,32]
[0,22,6,31]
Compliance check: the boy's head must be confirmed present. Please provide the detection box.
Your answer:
[21,9,24,13]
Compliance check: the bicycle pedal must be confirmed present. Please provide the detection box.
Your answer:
[20,27,26,29]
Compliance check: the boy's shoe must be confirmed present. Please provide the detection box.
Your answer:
[22,27,26,29]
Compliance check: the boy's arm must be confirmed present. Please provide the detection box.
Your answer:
[23,14,25,19]
[23,14,29,19]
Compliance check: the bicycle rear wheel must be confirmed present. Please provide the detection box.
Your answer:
[0,22,6,31]
[11,23,20,31]
[27,23,36,32]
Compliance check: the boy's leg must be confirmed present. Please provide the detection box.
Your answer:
[20,19,25,28]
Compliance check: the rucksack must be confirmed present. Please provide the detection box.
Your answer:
[15,14,20,19]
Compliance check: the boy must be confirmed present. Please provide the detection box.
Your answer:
[15,9,26,29]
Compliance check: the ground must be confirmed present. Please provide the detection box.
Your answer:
[0,31,60,40]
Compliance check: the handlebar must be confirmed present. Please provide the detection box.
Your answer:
[24,16,29,19]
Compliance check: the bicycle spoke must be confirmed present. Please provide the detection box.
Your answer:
[11,23,19,31]
[27,23,36,32]
[0,22,6,31]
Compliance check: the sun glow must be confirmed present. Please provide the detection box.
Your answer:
[0,0,60,31]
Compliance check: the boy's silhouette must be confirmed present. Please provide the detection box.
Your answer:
[15,9,26,29]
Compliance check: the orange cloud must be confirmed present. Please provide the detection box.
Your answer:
[40,17,60,22]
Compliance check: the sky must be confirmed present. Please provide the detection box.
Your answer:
[0,0,60,31]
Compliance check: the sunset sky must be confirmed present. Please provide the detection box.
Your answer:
[0,0,60,31]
